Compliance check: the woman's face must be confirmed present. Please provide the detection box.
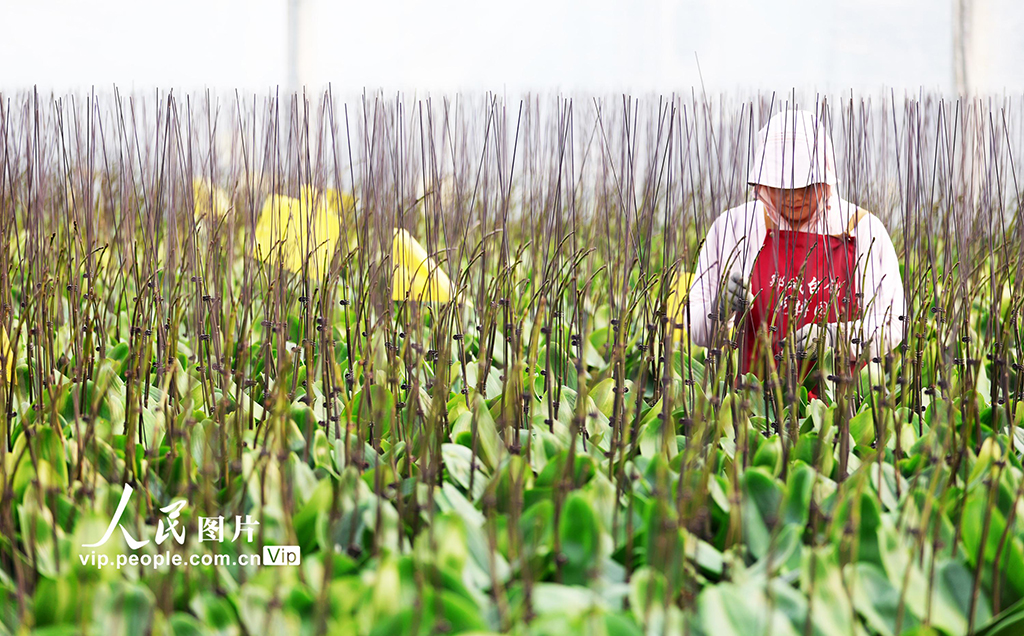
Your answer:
[760,183,829,226]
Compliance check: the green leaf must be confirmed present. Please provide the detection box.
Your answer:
[438,589,489,632]
[436,482,485,528]
[484,454,532,513]
[961,490,1024,599]
[538,344,578,393]
[849,408,875,448]
[931,558,992,636]
[521,499,556,564]
[471,393,506,471]
[979,608,1024,636]
[92,582,156,635]
[977,596,1024,635]
[33,426,69,489]
[752,435,783,476]
[294,479,332,552]
[189,592,239,633]
[589,378,633,419]
[848,562,921,636]
[287,405,313,452]
[463,360,504,400]
[604,613,644,636]
[30,626,85,636]
[742,467,783,559]
[799,548,855,636]
[643,499,687,593]
[529,583,606,619]
[32,577,80,627]
[535,450,596,490]
[351,384,396,443]
[443,443,489,500]
[166,611,213,636]
[414,512,469,576]
[236,583,302,634]
[559,492,600,585]
[697,582,800,636]
[782,461,814,527]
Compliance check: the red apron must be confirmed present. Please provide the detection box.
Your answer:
[741,223,860,382]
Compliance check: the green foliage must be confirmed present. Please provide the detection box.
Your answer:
[2,91,1024,636]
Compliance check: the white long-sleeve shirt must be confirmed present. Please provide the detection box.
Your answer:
[688,195,906,360]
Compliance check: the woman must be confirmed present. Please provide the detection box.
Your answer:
[688,108,905,385]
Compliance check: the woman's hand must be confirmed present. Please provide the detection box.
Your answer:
[788,322,838,358]
[719,272,750,321]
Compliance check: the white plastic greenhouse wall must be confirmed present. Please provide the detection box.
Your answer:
[0,0,1022,95]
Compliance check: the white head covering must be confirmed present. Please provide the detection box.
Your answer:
[748,109,837,189]
[748,108,861,235]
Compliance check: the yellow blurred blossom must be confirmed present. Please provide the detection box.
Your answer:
[193,178,231,220]
[255,190,353,274]
[300,186,355,215]
[391,229,457,304]
[1,325,12,385]
[665,269,693,342]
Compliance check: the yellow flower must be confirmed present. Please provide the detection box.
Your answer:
[301,186,354,215]
[1,325,12,385]
[193,178,231,219]
[255,191,349,274]
[391,229,457,304]
[665,269,693,341]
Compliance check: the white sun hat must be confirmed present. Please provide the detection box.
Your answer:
[748,109,837,189]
